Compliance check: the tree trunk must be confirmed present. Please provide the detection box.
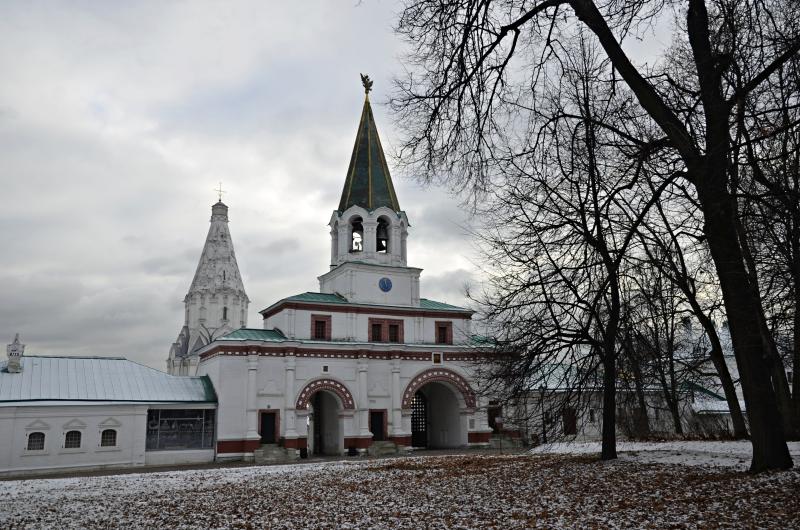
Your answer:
[697,174,792,471]
[631,355,651,437]
[601,354,617,460]
[736,213,800,439]
[696,310,749,438]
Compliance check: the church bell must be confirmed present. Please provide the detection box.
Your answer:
[376,223,389,252]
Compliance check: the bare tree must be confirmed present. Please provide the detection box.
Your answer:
[392,0,798,471]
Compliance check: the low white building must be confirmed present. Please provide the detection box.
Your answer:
[0,337,217,477]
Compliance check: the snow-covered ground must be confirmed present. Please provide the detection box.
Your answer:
[531,440,800,469]
[1,446,798,528]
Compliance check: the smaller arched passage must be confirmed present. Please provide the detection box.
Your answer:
[403,368,476,449]
[401,368,476,410]
[295,378,356,411]
[308,390,343,456]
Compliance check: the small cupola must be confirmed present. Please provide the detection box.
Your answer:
[6,333,24,373]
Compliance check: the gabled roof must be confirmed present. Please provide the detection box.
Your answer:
[338,96,401,212]
[0,356,216,404]
[261,291,472,315]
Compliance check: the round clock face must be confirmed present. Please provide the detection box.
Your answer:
[378,277,393,292]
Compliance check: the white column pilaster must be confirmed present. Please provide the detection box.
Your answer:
[358,356,371,437]
[245,354,260,441]
[391,358,403,436]
[284,355,297,438]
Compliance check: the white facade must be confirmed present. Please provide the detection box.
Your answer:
[0,402,215,477]
[195,91,493,460]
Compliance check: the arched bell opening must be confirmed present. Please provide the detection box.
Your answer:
[307,390,344,456]
[410,382,465,448]
[350,216,364,253]
[376,216,390,254]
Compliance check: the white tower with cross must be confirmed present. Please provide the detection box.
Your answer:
[167,192,250,375]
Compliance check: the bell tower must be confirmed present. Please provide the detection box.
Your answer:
[320,75,421,307]
[329,74,409,268]
[168,197,249,375]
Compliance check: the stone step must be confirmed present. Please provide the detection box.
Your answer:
[254,444,298,464]
[368,441,398,457]
[489,435,523,449]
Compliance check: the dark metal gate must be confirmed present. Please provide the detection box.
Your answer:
[411,391,428,447]
[312,393,323,455]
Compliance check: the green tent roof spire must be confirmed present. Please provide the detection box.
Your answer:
[338,76,401,212]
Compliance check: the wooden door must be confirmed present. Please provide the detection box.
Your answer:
[370,411,385,441]
[562,407,577,436]
[260,412,276,444]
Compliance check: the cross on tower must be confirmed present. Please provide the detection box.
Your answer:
[214,182,226,202]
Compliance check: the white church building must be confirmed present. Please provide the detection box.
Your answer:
[0,81,494,475]
[170,83,494,459]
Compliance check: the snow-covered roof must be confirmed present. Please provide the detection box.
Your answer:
[0,356,216,404]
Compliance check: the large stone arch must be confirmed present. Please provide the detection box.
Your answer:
[401,368,477,409]
[295,378,356,410]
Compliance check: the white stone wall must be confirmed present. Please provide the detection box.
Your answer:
[0,403,147,477]
[319,262,420,307]
[265,308,472,344]
[0,403,218,477]
[200,351,493,458]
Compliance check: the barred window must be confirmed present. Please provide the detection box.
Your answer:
[146,409,215,451]
[100,429,117,447]
[64,430,82,449]
[27,432,45,451]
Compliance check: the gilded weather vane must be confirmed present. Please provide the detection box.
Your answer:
[360,73,373,95]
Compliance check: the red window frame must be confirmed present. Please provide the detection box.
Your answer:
[369,318,404,343]
[435,321,453,345]
[310,314,332,341]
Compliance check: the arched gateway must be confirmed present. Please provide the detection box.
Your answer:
[294,378,355,456]
[403,368,476,449]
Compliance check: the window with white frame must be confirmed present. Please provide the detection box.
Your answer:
[100,429,117,447]
[27,432,45,451]
[64,430,82,449]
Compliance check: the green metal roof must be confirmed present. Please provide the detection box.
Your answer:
[284,292,349,304]
[270,292,470,313]
[219,328,287,341]
[0,357,217,404]
[338,96,401,212]
[419,299,469,311]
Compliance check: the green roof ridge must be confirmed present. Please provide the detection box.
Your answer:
[338,96,401,212]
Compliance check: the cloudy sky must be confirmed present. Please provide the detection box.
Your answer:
[0,1,479,369]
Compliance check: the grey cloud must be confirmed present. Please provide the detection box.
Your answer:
[0,1,482,369]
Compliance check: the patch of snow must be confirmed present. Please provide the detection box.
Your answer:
[530,440,800,469]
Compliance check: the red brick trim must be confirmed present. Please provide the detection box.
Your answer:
[261,301,472,320]
[217,439,261,453]
[434,321,453,345]
[390,435,412,446]
[295,378,356,410]
[468,432,492,443]
[310,314,332,341]
[401,368,477,409]
[368,318,404,343]
[282,437,307,449]
[199,345,486,362]
[344,436,373,449]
